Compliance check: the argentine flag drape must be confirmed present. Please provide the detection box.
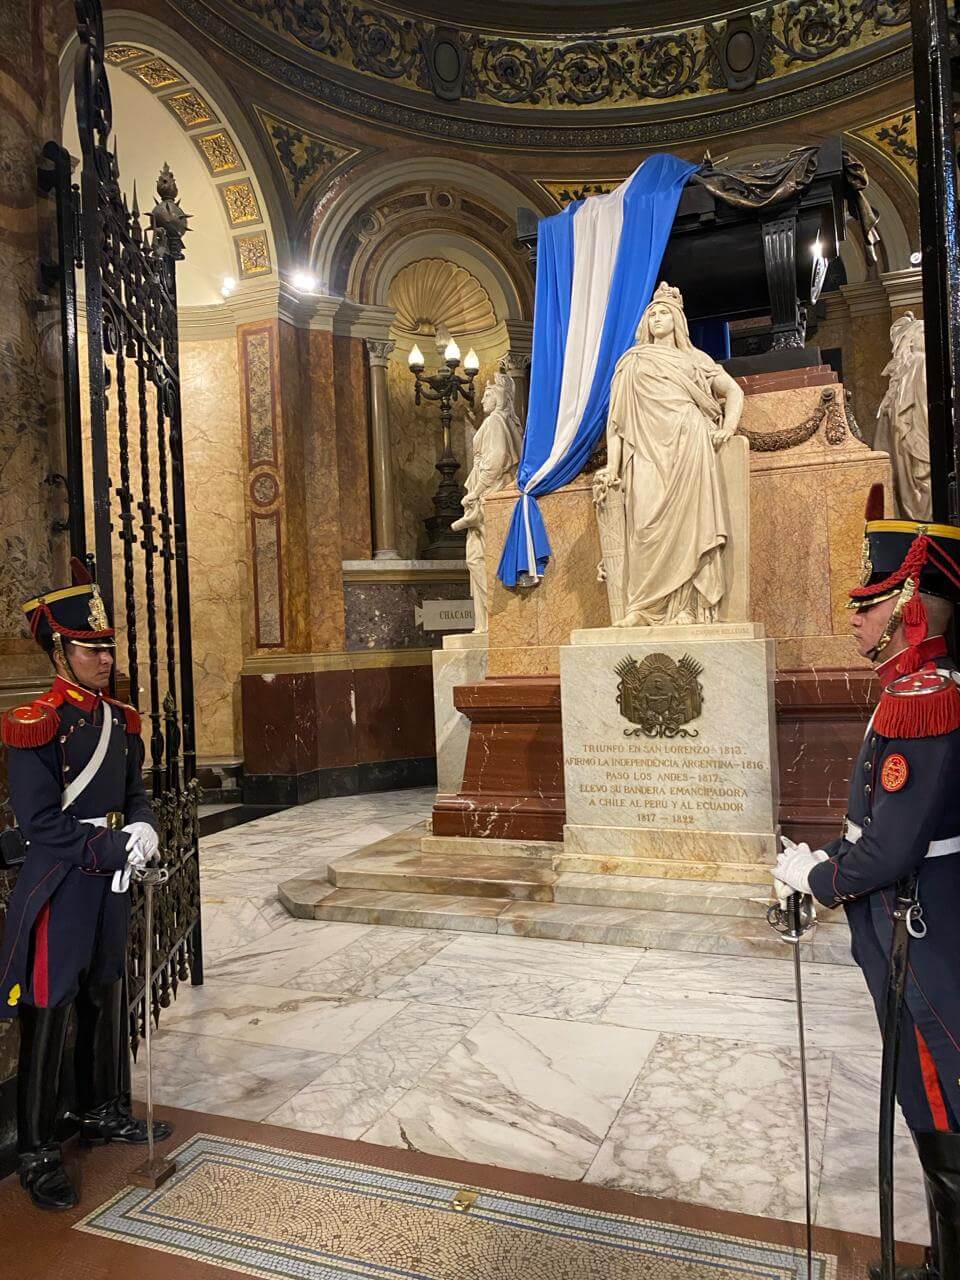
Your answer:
[497,153,698,588]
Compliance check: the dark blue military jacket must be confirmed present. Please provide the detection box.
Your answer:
[0,676,154,1016]
[809,654,960,1126]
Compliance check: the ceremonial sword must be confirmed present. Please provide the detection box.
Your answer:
[768,889,818,1280]
[129,859,176,1190]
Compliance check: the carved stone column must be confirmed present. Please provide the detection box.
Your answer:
[365,338,400,560]
[500,350,531,428]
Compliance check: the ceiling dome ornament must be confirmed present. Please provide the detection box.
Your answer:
[389,258,497,335]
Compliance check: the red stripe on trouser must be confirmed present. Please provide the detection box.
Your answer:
[916,1026,951,1132]
[32,902,50,1007]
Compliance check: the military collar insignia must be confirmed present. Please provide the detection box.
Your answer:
[51,675,100,713]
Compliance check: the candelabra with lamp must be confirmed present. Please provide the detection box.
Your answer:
[407,336,480,559]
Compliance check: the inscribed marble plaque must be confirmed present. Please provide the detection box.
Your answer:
[560,629,777,840]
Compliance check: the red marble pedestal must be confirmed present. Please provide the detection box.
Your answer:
[432,676,565,842]
[434,666,875,848]
[776,666,877,847]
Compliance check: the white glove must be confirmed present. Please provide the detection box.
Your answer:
[773,840,830,897]
[123,822,159,862]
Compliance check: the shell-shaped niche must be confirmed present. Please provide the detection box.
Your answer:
[389,257,496,336]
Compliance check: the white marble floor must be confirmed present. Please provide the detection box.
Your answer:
[135,786,927,1246]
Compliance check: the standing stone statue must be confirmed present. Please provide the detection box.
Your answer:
[594,282,744,627]
[451,373,522,633]
[875,312,931,520]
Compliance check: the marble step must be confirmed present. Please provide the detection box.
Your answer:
[329,848,558,902]
[420,834,558,861]
[326,846,790,917]
[309,887,853,964]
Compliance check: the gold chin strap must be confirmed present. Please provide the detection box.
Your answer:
[868,576,917,662]
[52,631,86,689]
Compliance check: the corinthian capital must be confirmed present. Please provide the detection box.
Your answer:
[365,338,395,368]
[500,350,531,375]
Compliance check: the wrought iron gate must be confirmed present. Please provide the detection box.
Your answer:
[40,0,203,1056]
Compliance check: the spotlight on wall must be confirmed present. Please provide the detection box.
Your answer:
[910,251,922,266]
[220,275,237,298]
[292,270,318,292]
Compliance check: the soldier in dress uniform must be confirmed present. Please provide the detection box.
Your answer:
[0,561,172,1210]
[774,489,960,1278]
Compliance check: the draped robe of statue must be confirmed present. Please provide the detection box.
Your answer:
[607,339,730,625]
[452,376,522,632]
[874,312,931,521]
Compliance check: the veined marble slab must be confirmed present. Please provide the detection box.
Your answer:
[420,834,558,861]
[160,978,406,1053]
[588,1032,831,1222]
[433,637,488,794]
[205,920,371,985]
[361,1011,660,1180]
[283,927,455,998]
[266,1002,482,1139]
[131,1030,337,1122]
[816,1121,927,1244]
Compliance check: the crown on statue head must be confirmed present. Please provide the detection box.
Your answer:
[651,281,683,307]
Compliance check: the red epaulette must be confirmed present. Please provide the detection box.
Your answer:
[1,692,63,749]
[874,668,960,739]
[104,695,141,735]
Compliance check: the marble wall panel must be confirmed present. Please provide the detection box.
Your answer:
[334,335,372,561]
[354,664,436,762]
[749,460,834,641]
[0,0,63,681]
[302,327,347,652]
[241,669,357,776]
[344,579,471,651]
[179,337,246,758]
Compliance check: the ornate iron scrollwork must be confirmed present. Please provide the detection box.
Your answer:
[52,0,203,1060]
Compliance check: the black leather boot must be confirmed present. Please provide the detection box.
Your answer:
[76,981,172,1146]
[915,1130,960,1280]
[80,1096,173,1146]
[16,1003,78,1211]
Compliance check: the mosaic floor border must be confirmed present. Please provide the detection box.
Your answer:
[76,1132,836,1280]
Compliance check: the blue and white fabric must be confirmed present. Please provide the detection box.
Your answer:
[497,153,698,588]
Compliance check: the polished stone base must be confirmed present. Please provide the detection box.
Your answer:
[245,757,437,806]
[282,826,851,964]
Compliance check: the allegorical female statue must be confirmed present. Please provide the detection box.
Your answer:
[451,372,522,632]
[594,282,744,627]
[874,312,931,520]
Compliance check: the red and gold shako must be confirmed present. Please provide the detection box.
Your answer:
[850,486,960,737]
[21,558,115,651]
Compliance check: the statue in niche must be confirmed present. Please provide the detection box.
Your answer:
[593,282,744,627]
[451,372,522,632]
[875,312,931,520]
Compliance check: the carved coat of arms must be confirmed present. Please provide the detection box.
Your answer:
[615,652,704,738]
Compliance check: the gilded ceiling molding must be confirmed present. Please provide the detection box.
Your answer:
[212,0,907,111]
[851,109,918,187]
[535,179,620,209]
[254,106,360,211]
[167,0,913,149]
[388,258,497,335]
[102,42,274,275]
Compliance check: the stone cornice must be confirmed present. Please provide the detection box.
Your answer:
[880,266,923,311]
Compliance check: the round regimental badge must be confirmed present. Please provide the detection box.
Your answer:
[881,753,909,792]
